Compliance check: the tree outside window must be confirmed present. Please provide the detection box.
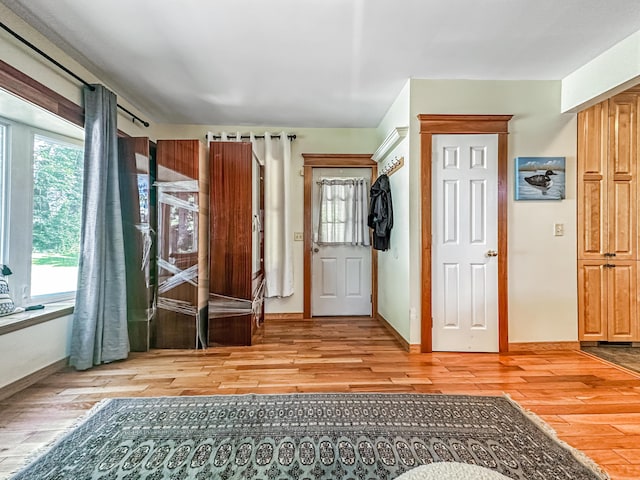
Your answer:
[31,134,83,297]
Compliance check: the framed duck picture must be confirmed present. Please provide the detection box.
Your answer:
[514,156,566,200]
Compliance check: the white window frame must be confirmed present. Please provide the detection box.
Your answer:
[0,121,8,266]
[1,115,83,305]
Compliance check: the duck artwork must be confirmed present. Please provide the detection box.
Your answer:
[524,169,556,194]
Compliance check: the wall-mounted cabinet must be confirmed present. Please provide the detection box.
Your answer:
[578,89,640,342]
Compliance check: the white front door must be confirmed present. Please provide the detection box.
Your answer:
[311,167,372,316]
[432,134,499,352]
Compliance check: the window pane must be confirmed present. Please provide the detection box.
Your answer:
[31,134,83,297]
[0,123,6,262]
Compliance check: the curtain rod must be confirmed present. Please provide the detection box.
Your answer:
[0,21,150,128]
[209,133,296,140]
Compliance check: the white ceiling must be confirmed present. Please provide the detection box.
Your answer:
[3,0,640,128]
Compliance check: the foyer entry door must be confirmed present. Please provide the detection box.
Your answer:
[311,167,372,316]
[432,134,499,352]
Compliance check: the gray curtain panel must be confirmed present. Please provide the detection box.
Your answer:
[69,84,129,370]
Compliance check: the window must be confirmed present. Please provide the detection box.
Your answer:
[30,134,83,297]
[316,177,370,246]
[0,91,84,305]
[0,123,7,263]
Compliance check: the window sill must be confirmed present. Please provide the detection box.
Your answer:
[0,302,74,336]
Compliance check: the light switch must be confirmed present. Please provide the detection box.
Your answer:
[294,232,303,241]
[554,223,564,236]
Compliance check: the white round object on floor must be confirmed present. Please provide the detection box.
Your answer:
[394,462,512,480]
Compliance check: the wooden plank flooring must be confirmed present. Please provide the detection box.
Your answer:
[2,317,640,479]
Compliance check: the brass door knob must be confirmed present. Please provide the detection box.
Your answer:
[486,250,498,257]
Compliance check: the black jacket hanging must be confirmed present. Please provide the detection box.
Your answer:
[368,174,393,251]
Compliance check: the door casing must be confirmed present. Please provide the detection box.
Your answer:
[303,154,377,319]
[419,115,513,353]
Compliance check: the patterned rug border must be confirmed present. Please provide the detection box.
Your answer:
[9,396,115,478]
[10,392,609,480]
[501,394,608,480]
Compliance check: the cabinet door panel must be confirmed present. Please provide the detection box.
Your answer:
[578,261,608,341]
[209,141,255,346]
[155,139,206,349]
[580,180,605,257]
[609,180,635,258]
[577,101,608,259]
[607,261,638,341]
[608,94,638,260]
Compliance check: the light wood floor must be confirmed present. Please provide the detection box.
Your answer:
[2,317,640,479]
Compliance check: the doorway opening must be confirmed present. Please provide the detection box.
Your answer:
[418,115,512,353]
[302,154,377,319]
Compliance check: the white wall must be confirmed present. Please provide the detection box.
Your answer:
[408,80,578,344]
[375,81,412,339]
[562,30,640,113]
[153,124,380,314]
[0,313,73,389]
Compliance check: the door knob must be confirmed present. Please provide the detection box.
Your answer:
[313,247,319,253]
[486,250,498,257]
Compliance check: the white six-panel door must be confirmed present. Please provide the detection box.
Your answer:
[311,167,372,316]
[432,134,499,352]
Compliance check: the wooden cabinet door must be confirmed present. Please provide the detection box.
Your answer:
[155,139,206,349]
[118,137,152,352]
[577,92,640,344]
[607,261,638,341]
[577,101,608,259]
[209,141,254,346]
[578,260,608,341]
[608,94,638,261]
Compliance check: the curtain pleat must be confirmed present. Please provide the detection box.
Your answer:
[264,132,294,297]
[69,85,129,370]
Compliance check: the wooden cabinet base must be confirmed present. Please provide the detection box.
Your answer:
[154,313,200,349]
[209,314,256,346]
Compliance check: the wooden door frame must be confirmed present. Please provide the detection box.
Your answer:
[302,153,378,319]
[419,115,513,353]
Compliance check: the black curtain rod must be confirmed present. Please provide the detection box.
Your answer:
[0,21,150,128]
[209,134,296,140]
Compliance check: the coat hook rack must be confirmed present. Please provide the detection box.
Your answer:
[379,156,404,177]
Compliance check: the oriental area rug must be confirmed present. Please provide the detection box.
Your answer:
[10,393,607,480]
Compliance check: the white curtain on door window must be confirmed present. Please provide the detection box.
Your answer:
[207,131,293,298]
[316,177,370,246]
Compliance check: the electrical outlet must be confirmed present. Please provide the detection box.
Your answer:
[554,223,564,236]
[293,232,303,241]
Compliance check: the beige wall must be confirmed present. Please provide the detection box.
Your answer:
[154,124,380,314]
[408,80,578,344]
[375,81,412,339]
